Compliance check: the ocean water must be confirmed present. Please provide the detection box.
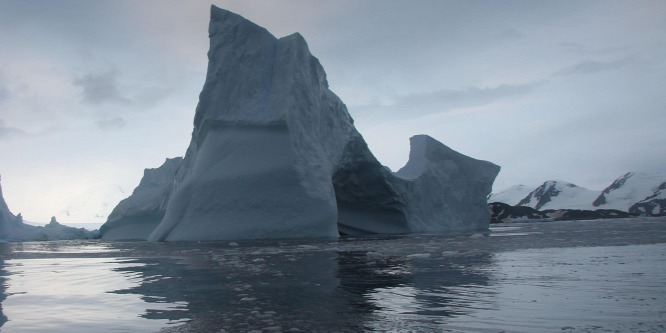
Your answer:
[1,218,665,332]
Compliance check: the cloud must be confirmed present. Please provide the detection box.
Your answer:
[497,29,523,41]
[553,56,636,77]
[0,73,8,104]
[74,70,130,105]
[352,81,543,122]
[0,84,7,104]
[0,119,26,140]
[96,117,126,131]
[559,42,634,56]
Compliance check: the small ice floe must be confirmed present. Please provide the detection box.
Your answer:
[252,258,265,263]
[228,242,239,247]
[240,297,257,302]
[366,251,384,258]
[469,233,485,239]
[251,248,282,255]
[406,253,431,259]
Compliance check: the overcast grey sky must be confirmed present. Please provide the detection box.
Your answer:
[1,0,665,224]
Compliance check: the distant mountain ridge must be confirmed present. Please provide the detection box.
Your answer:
[516,180,599,210]
[490,172,666,216]
[0,175,97,241]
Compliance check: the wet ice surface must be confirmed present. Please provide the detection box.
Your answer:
[1,218,665,332]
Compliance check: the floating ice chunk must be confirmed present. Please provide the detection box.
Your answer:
[366,251,384,258]
[406,253,431,259]
[297,245,319,250]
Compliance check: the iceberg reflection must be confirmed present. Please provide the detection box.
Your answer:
[1,219,664,332]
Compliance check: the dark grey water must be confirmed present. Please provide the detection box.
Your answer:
[1,217,665,332]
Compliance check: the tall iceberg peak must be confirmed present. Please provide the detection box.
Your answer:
[397,135,500,233]
[100,6,499,241]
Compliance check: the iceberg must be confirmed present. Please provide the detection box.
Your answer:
[100,157,182,240]
[101,6,499,241]
[0,175,17,240]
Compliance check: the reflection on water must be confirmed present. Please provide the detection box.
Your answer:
[1,257,188,332]
[0,218,664,332]
[1,242,9,327]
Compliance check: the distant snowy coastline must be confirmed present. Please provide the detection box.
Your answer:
[489,172,666,223]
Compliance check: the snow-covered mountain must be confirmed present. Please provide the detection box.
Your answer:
[592,172,666,212]
[629,182,666,216]
[516,181,598,210]
[491,172,666,216]
[488,185,533,206]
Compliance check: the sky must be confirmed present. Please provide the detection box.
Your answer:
[1,0,665,224]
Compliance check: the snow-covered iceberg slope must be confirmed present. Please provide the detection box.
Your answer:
[101,6,499,241]
[394,135,500,233]
[100,158,182,240]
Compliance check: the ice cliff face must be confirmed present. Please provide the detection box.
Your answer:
[100,158,182,240]
[395,136,500,233]
[101,6,500,241]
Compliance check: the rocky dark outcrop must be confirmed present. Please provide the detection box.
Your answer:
[629,182,666,216]
[489,202,546,223]
[489,201,637,223]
